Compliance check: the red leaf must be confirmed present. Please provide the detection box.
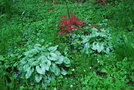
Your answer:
[62,15,67,17]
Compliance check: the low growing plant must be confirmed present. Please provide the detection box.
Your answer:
[14,43,71,89]
[70,26,113,55]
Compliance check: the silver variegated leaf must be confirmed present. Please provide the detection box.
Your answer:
[35,74,42,83]
[48,45,58,52]
[25,67,34,79]
[36,66,45,75]
[47,53,58,61]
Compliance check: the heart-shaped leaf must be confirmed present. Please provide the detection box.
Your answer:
[36,66,45,75]
[47,53,58,61]
[35,74,42,83]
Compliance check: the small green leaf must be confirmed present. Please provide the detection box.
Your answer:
[101,68,107,73]
[0,55,4,61]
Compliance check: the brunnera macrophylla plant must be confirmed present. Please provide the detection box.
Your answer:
[15,44,71,88]
[70,27,113,55]
[57,15,86,35]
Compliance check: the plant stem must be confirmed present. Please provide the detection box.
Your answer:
[64,0,70,18]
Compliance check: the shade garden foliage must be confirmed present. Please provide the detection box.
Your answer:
[0,0,134,89]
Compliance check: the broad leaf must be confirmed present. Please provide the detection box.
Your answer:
[25,67,34,79]
[35,74,42,83]
[36,66,45,74]
[64,57,71,67]
[51,64,60,76]
[47,53,58,61]
[61,68,67,75]
[55,56,64,64]
[48,45,58,52]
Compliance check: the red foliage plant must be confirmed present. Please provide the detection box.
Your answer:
[57,14,85,35]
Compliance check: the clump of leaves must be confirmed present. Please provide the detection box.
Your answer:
[15,44,71,88]
[70,27,113,55]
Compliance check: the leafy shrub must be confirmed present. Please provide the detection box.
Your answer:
[57,15,85,35]
[14,44,71,88]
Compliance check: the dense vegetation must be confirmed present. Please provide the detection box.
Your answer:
[0,0,133,89]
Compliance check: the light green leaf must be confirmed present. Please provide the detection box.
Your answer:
[101,68,107,73]
[23,64,29,71]
[92,43,104,53]
[38,56,48,62]
[64,57,71,67]
[55,56,64,64]
[36,66,45,74]
[51,64,60,76]
[25,67,34,79]
[47,53,58,61]
[55,51,61,56]
[61,68,67,75]
[40,60,51,71]
[0,55,4,61]
[35,74,42,83]
[20,58,27,65]
[48,45,58,52]
[34,44,41,48]
[31,60,39,66]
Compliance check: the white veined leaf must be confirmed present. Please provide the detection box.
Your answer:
[36,66,45,74]
[47,53,58,61]
[25,67,34,79]
[23,64,29,72]
[45,75,52,83]
[48,45,58,52]
[35,74,42,83]
[55,51,61,56]
[55,56,64,64]
[30,49,39,55]
[34,44,41,48]
[28,58,35,64]
[61,68,67,75]
[38,56,48,62]
[92,43,104,53]
[24,51,30,56]
[20,58,27,65]
[82,37,89,43]
[40,60,51,71]
[31,60,39,66]
[51,64,60,76]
